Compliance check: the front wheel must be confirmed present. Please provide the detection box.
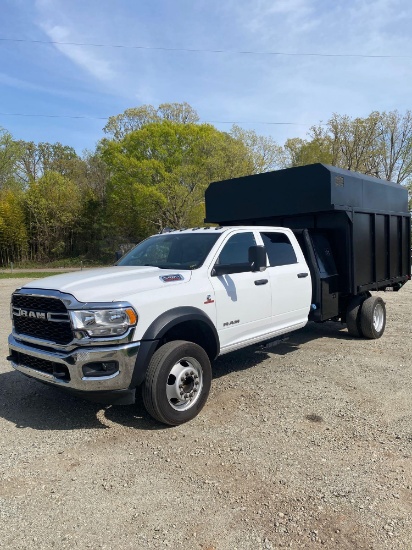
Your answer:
[142,340,212,425]
[360,296,386,339]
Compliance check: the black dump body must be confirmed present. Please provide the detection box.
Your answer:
[205,163,411,321]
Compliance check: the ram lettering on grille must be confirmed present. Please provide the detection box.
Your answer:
[12,295,74,345]
[13,308,47,320]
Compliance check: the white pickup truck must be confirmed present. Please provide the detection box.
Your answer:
[8,164,411,425]
[8,226,314,425]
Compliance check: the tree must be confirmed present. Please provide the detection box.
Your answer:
[69,150,112,258]
[101,121,254,235]
[230,125,283,173]
[375,110,412,184]
[0,127,22,190]
[324,112,382,175]
[15,141,81,185]
[103,102,200,140]
[283,111,412,188]
[157,102,199,125]
[283,134,333,168]
[0,189,28,265]
[25,172,82,260]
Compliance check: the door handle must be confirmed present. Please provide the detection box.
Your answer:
[254,279,268,285]
[297,272,309,278]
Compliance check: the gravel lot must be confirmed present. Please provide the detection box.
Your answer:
[1,278,412,549]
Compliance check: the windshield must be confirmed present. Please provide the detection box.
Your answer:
[117,232,220,270]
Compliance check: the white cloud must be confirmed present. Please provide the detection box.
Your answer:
[228,0,319,43]
[39,22,115,81]
[3,0,412,151]
[34,0,115,82]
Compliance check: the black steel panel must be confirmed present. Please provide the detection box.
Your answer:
[389,216,400,278]
[315,212,352,293]
[321,276,339,320]
[353,213,374,287]
[375,215,388,281]
[205,163,410,224]
[401,216,411,276]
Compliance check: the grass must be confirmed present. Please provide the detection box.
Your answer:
[9,258,107,269]
[0,272,69,279]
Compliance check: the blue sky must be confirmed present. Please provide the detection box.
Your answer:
[0,0,411,154]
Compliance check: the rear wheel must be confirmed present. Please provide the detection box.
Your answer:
[346,293,371,337]
[360,296,386,339]
[142,340,212,426]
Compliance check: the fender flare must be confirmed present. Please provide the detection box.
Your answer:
[129,307,220,388]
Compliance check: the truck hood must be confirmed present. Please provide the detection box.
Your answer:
[22,266,192,303]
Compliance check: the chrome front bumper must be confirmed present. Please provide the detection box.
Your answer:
[8,334,140,393]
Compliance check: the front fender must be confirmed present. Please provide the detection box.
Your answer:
[129,307,220,388]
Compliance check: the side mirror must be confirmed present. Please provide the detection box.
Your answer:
[249,245,267,272]
[115,250,122,262]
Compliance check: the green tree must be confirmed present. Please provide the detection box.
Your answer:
[0,189,28,265]
[0,127,22,190]
[284,111,412,186]
[15,141,81,185]
[70,150,112,258]
[25,172,82,260]
[324,112,382,175]
[230,125,283,173]
[101,121,253,234]
[283,134,333,168]
[374,110,412,183]
[103,102,200,141]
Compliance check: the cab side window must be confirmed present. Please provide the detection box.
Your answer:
[260,232,297,266]
[216,232,256,268]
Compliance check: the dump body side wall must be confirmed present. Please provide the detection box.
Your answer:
[205,164,411,301]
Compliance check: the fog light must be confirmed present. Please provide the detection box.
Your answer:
[82,361,119,378]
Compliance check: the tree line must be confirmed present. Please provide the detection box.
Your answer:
[0,102,411,266]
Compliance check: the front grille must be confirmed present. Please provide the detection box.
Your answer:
[11,350,71,381]
[12,294,67,313]
[12,294,74,345]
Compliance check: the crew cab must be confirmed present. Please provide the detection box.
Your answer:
[8,226,312,425]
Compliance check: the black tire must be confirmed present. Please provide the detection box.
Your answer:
[360,296,386,339]
[142,340,212,426]
[346,292,370,337]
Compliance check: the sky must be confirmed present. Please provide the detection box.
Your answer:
[0,0,411,154]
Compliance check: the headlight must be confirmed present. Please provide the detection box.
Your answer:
[69,307,137,337]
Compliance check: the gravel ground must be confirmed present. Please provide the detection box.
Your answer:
[1,278,412,549]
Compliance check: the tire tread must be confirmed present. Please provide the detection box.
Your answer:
[142,340,211,425]
[360,296,386,339]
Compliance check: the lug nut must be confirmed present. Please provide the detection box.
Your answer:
[193,388,198,393]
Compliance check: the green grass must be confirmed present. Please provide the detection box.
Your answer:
[9,258,107,269]
[0,272,69,279]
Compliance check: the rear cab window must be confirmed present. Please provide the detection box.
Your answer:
[260,232,297,267]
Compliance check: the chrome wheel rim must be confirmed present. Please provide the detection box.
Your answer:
[166,357,203,411]
[373,303,385,332]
